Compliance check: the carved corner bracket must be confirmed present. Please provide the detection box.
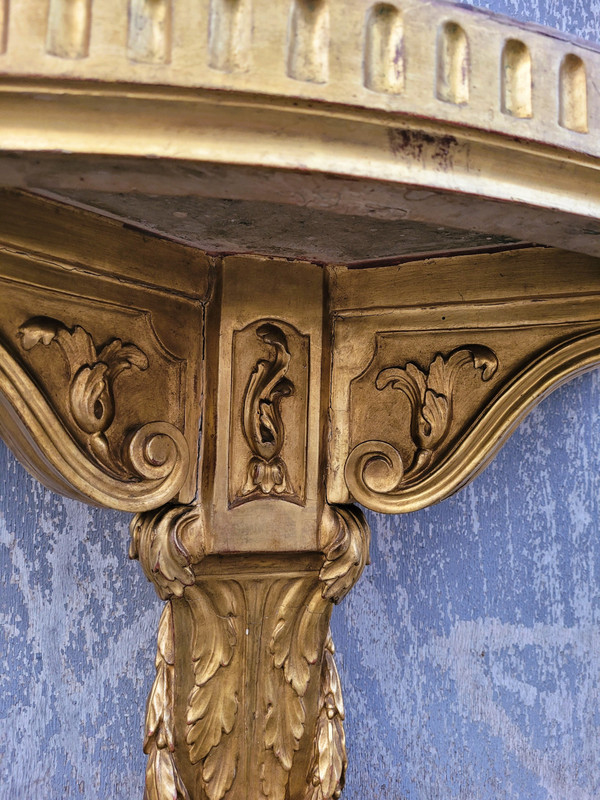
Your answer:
[0,195,599,800]
[0,312,193,510]
[1,224,600,799]
[343,330,600,514]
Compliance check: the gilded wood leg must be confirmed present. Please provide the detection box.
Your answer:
[130,503,370,800]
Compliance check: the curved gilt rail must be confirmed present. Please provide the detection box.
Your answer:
[0,0,598,157]
[345,330,600,514]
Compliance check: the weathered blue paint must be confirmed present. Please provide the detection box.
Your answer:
[334,370,600,799]
[1,3,599,798]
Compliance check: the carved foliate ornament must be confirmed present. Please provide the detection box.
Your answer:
[130,503,369,800]
[229,319,309,509]
[1,314,190,510]
[241,322,295,497]
[19,316,149,476]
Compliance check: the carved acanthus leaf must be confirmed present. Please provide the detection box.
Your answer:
[143,602,191,800]
[376,345,498,480]
[186,582,244,800]
[305,633,346,800]
[241,322,294,497]
[346,345,499,511]
[260,577,329,799]
[12,316,190,508]
[19,316,149,475]
[319,504,371,605]
[130,505,205,601]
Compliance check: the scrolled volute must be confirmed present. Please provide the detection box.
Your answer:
[345,331,600,514]
[20,316,149,475]
[0,317,190,510]
[319,503,370,605]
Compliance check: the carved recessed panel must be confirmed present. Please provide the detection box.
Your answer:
[229,319,309,509]
[0,276,201,509]
[331,321,600,513]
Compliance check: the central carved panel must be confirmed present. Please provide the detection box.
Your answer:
[229,319,309,509]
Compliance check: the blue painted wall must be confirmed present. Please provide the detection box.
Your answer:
[335,369,600,799]
[1,2,599,798]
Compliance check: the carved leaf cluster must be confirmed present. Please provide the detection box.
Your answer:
[376,345,498,480]
[186,582,244,800]
[319,504,371,604]
[305,633,346,800]
[144,602,191,800]
[261,578,330,799]
[19,316,149,476]
[129,505,205,601]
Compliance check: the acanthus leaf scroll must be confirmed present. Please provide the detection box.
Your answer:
[376,345,498,481]
[345,345,498,509]
[241,322,295,498]
[15,316,189,505]
[19,316,149,476]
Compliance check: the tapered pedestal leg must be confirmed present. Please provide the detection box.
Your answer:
[131,503,370,800]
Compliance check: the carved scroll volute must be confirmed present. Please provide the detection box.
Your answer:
[345,330,600,513]
[345,344,498,511]
[0,315,190,510]
[130,502,370,800]
[375,345,498,482]
[19,316,150,476]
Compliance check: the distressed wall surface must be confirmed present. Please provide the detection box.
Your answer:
[334,369,600,800]
[1,2,600,799]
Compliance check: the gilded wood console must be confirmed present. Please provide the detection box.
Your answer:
[0,2,599,798]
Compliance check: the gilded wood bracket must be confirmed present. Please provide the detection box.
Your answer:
[0,2,599,798]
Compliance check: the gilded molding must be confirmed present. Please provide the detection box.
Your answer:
[345,330,600,513]
[0,328,190,511]
[1,0,598,160]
